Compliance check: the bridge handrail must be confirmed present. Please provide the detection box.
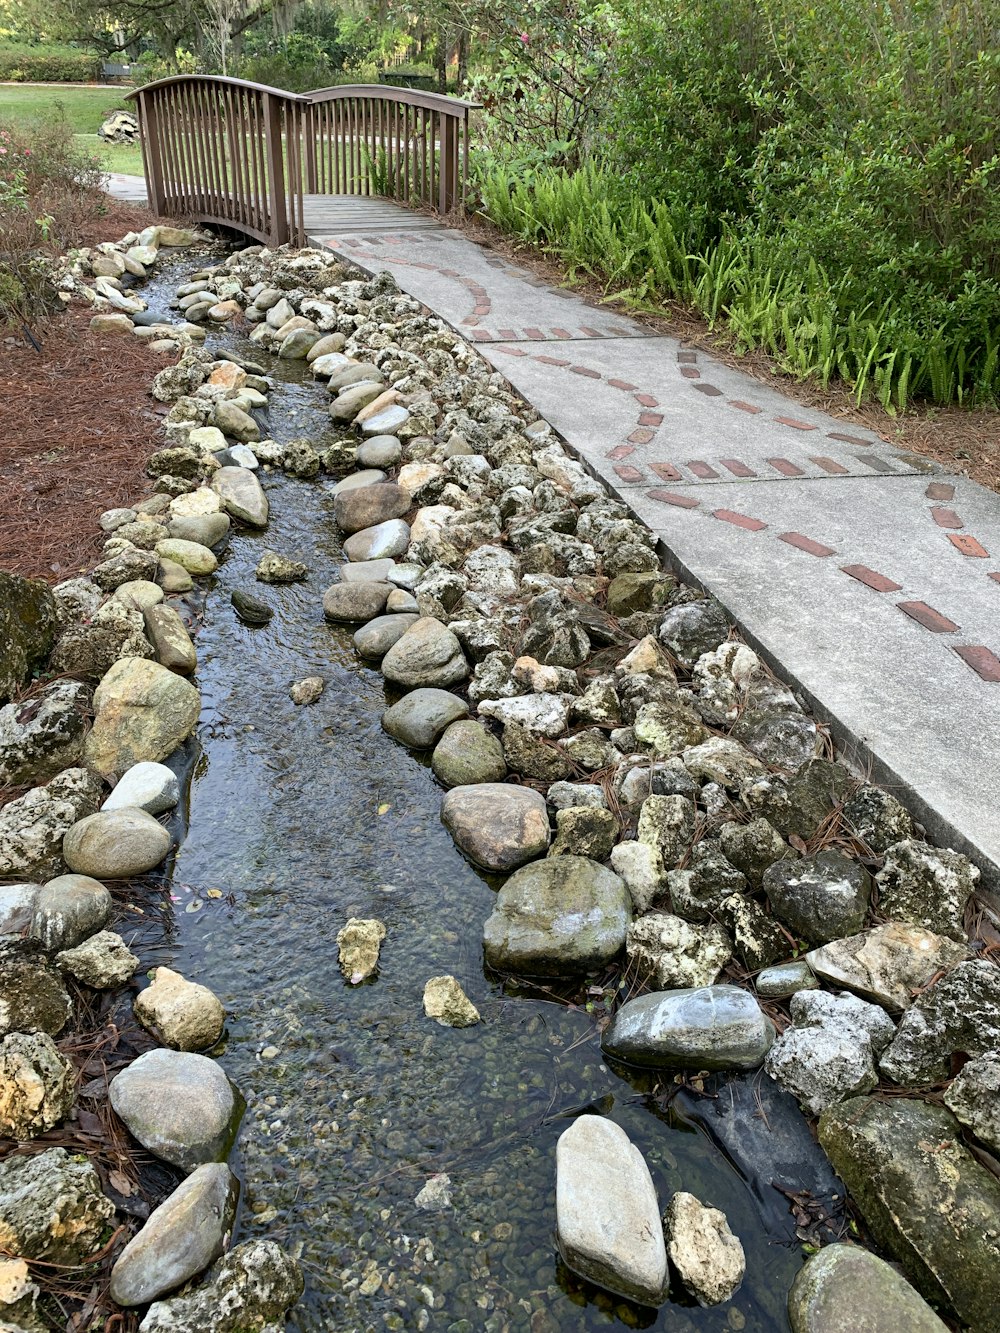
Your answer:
[126,74,479,246]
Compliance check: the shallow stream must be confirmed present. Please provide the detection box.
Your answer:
[142,254,825,1333]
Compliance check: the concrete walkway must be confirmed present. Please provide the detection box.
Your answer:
[106,175,1000,891]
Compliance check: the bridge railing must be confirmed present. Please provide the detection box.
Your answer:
[127,75,479,246]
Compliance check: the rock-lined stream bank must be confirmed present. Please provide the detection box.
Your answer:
[1,229,997,1333]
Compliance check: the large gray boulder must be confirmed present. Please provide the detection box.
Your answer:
[788,1244,949,1333]
[603,985,775,1071]
[764,989,895,1115]
[334,482,410,535]
[0,680,90,786]
[880,960,1000,1085]
[483,856,631,977]
[0,1032,74,1139]
[763,851,871,944]
[382,689,467,749]
[381,617,467,689]
[441,783,550,872]
[110,1049,243,1173]
[0,572,57,705]
[83,657,200,780]
[110,1163,240,1307]
[64,808,172,879]
[819,1097,1000,1329]
[0,767,101,880]
[138,1239,303,1333]
[555,1117,667,1305]
[0,1148,114,1261]
[211,466,268,527]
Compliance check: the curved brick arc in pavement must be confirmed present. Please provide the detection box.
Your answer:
[101,179,1000,895]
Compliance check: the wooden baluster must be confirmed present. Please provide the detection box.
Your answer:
[262,90,289,244]
[440,112,458,213]
[135,87,165,215]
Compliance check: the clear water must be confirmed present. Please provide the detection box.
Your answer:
[143,256,816,1333]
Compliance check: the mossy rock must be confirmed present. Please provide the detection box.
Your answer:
[0,571,57,705]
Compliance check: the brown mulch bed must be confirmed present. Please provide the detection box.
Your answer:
[0,305,172,584]
[458,212,1000,494]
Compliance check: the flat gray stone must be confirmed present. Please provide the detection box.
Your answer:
[441,782,550,872]
[357,436,402,468]
[334,482,409,535]
[806,922,967,1011]
[483,856,631,977]
[211,466,268,527]
[167,512,230,547]
[343,519,411,563]
[103,761,181,815]
[339,558,395,582]
[110,1049,242,1173]
[110,1163,239,1307]
[333,469,388,495]
[556,1116,668,1305]
[788,1243,948,1333]
[381,689,467,749]
[361,404,410,436]
[756,960,819,999]
[602,985,776,1071]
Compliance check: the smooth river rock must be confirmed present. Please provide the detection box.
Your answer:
[63,808,172,879]
[30,873,112,951]
[154,538,217,575]
[110,1163,239,1307]
[212,466,269,527]
[602,985,776,1071]
[103,761,181,815]
[334,482,410,535]
[322,581,391,623]
[431,720,507,788]
[110,1048,243,1173]
[381,689,468,749]
[353,613,420,659]
[380,617,467,689]
[556,1116,668,1306]
[819,1097,1000,1329]
[343,519,411,563]
[788,1243,948,1333]
[483,856,631,977]
[441,783,550,872]
[83,656,200,779]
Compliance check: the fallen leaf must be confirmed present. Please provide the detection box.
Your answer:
[377,803,392,815]
[109,1169,134,1197]
[207,889,223,899]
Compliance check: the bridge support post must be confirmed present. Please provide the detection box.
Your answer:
[262,90,291,246]
[135,88,166,216]
[439,113,458,214]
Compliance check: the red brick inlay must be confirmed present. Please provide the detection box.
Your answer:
[649,489,699,509]
[841,564,902,593]
[614,465,644,483]
[680,367,701,379]
[551,328,573,339]
[497,328,518,340]
[950,534,989,558]
[608,378,639,391]
[628,427,656,445]
[536,355,572,367]
[856,454,895,472]
[676,350,698,364]
[570,365,602,379]
[989,572,1000,585]
[469,329,493,342]
[776,416,818,431]
[768,457,805,477]
[729,400,763,414]
[524,327,545,340]
[580,325,602,337]
[712,510,767,531]
[607,445,635,460]
[460,316,478,326]
[931,506,963,529]
[779,532,836,557]
[688,461,720,480]
[693,383,724,397]
[635,393,659,408]
[720,459,756,478]
[926,482,955,501]
[897,601,959,633]
[810,456,850,476]
[493,345,526,357]
[651,463,683,481]
[639,411,665,427]
[953,646,1000,682]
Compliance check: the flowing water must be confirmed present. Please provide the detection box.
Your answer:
[140,255,825,1333]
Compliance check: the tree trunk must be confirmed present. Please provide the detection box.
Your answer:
[456,28,468,91]
[435,28,447,93]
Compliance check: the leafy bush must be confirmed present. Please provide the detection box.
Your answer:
[0,45,102,82]
[477,0,1000,407]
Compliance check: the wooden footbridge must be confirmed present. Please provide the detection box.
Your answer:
[127,76,478,245]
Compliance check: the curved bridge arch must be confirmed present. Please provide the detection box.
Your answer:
[127,75,479,245]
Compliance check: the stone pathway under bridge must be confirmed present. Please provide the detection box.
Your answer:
[108,174,1000,893]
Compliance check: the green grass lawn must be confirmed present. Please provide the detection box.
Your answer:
[0,84,144,174]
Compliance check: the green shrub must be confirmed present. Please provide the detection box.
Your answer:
[0,45,102,82]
